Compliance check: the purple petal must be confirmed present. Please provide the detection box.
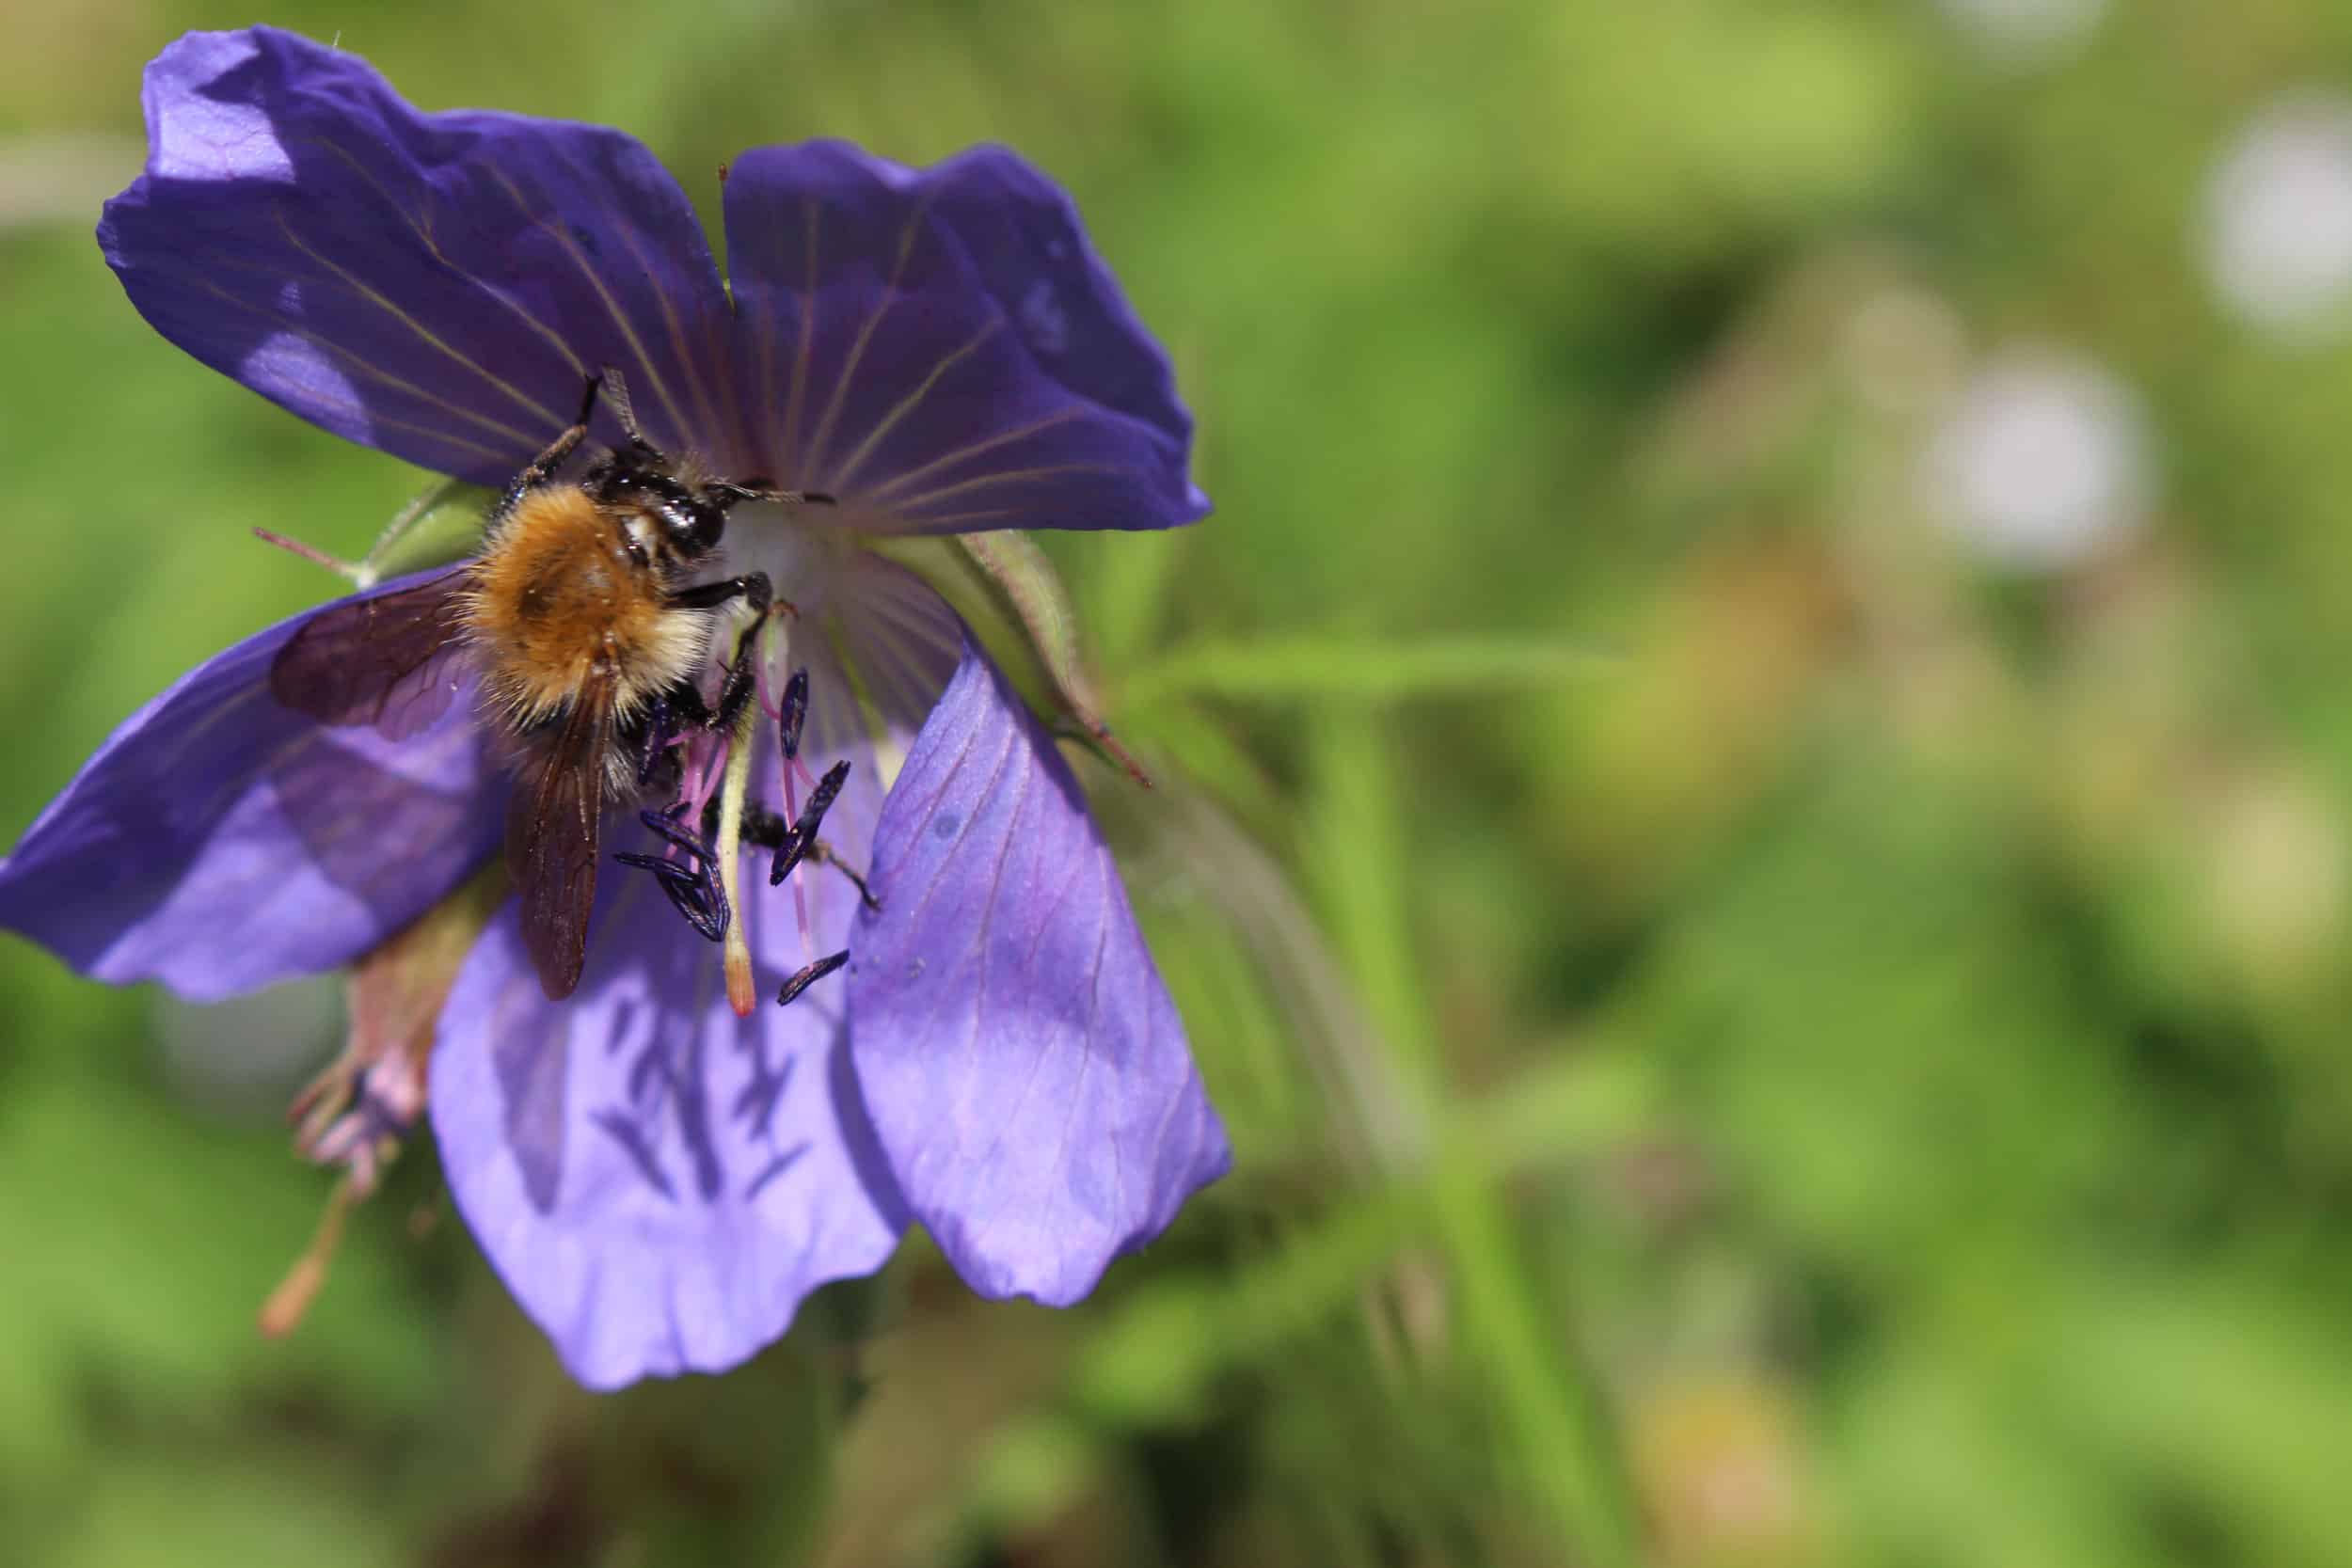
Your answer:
[0,578,503,1000]
[721,142,1209,534]
[806,552,966,790]
[102,27,734,484]
[430,730,907,1389]
[849,634,1229,1304]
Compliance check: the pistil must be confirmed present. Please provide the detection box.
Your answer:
[258,1173,363,1338]
[712,688,763,1016]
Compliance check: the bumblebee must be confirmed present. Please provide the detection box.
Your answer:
[270,376,822,999]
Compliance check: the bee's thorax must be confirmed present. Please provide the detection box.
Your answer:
[460,485,712,749]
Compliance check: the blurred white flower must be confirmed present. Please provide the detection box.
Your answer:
[1922,351,2153,569]
[1935,0,2107,64]
[2205,96,2352,340]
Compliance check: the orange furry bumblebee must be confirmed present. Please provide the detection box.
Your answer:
[269,376,825,1000]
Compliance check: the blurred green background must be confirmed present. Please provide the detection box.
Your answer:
[7,0,2352,1563]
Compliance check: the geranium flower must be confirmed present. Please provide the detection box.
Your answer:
[0,26,1230,1388]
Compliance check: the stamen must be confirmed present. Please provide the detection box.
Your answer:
[771,760,851,887]
[761,623,815,951]
[614,806,729,942]
[778,667,809,760]
[732,799,881,911]
[776,949,850,1008]
[679,726,727,825]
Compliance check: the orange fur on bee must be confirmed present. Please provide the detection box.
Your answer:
[459,486,709,736]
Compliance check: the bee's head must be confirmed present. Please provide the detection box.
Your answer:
[582,446,725,562]
[571,367,834,563]
[589,446,828,565]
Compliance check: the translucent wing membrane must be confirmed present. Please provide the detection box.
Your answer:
[506,669,619,1000]
[0,581,502,997]
[268,566,470,739]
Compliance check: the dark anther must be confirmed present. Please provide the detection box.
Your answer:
[729,783,878,908]
[613,807,730,942]
[776,949,850,1008]
[778,667,809,761]
[770,760,851,887]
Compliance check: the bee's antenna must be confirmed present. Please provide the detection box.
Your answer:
[716,477,835,508]
[597,364,647,448]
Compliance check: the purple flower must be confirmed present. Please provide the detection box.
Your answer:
[0,26,1229,1388]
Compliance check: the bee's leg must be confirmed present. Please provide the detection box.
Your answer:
[488,375,602,527]
[707,646,761,735]
[662,680,714,732]
[667,571,772,614]
[652,594,769,740]
[731,800,790,849]
[633,698,679,789]
[806,839,882,911]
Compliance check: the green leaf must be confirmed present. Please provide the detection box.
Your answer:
[1301,718,1639,1566]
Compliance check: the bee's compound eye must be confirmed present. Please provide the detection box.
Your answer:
[686,500,728,555]
[653,501,714,557]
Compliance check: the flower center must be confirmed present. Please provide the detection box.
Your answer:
[612,508,874,1017]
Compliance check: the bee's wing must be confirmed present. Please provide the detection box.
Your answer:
[269,568,471,740]
[507,662,619,1001]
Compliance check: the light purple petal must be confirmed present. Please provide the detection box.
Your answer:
[0,578,503,1000]
[849,633,1229,1304]
[803,552,966,792]
[101,27,734,484]
[721,142,1209,534]
[430,734,907,1390]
